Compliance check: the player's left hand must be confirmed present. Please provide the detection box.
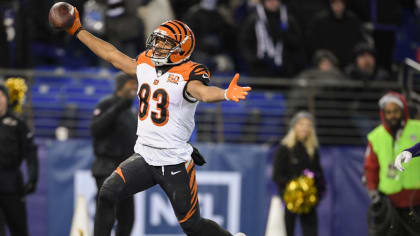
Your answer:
[67,7,82,35]
[394,150,412,171]
[225,73,251,102]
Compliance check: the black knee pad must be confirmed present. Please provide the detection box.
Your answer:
[98,173,125,203]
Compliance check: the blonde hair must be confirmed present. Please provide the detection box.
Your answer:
[281,117,319,157]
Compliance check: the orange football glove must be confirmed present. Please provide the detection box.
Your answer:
[224,73,252,102]
[66,7,82,36]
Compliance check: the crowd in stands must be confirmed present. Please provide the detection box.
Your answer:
[0,0,417,145]
[0,0,419,81]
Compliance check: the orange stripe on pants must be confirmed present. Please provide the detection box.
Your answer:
[115,167,126,183]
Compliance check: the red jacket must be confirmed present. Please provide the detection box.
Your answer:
[364,91,420,208]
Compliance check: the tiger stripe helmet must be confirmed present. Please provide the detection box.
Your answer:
[145,20,196,66]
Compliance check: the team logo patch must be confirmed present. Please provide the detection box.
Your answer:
[167,74,180,85]
[153,79,159,85]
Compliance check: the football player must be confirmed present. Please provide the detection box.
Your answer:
[61,6,249,236]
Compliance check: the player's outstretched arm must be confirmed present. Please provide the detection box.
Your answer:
[187,73,251,103]
[76,30,137,75]
[60,6,136,75]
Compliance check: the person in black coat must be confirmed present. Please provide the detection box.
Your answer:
[306,0,365,68]
[0,84,38,236]
[286,49,347,123]
[90,72,138,236]
[345,42,391,82]
[272,111,325,236]
[346,0,402,70]
[239,0,305,78]
[184,0,236,73]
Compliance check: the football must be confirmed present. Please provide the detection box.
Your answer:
[48,2,75,30]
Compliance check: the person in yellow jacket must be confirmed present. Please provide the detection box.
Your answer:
[364,91,420,236]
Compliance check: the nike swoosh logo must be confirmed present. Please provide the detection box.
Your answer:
[171,171,182,175]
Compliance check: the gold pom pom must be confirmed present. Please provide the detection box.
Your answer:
[283,175,318,214]
[5,77,27,114]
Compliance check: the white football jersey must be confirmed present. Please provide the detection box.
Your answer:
[133,52,210,166]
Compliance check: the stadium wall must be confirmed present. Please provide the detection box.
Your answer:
[24,140,370,236]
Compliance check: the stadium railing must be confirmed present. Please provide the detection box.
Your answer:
[0,67,409,146]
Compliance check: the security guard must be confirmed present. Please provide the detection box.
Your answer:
[364,91,420,236]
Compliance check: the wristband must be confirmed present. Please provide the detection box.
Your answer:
[224,89,229,101]
[74,26,84,37]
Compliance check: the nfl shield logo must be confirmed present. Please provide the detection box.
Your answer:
[410,134,417,141]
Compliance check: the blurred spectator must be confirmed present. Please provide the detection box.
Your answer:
[232,0,258,73]
[287,50,346,119]
[364,92,420,236]
[297,49,345,81]
[394,1,420,64]
[184,0,236,73]
[272,111,325,236]
[233,0,258,26]
[346,0,401,23]
[30,0,97,68]
[138,0,175,41]
[307,0,365,68]
[344,43,390,139]
[0,0,33,68]
[170,0,200,20]
[96,0,145,58]
[0,5,10,68]
[239,0,305,78]
[90,72,138,236]
[13,0,35,68]
[0,84,38,236]
[345,43,391,82]
[283,0,328,37]
[347,0,402,70]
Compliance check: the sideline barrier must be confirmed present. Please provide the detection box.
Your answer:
[41,140,371,236]
[46,141,268,236]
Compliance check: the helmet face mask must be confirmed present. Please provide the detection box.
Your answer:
[145,20,195,66]
[146,32,179,66]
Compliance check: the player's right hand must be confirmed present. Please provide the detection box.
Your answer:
[394,150,412,171]
[225,73,252,102]
[66,7,82,35]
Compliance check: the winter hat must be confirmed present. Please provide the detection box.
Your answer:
[290,111,314,128]
[353,42,376,58]
[313,49,339,68]
[378,91,409,134]
[379,93,404,110]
